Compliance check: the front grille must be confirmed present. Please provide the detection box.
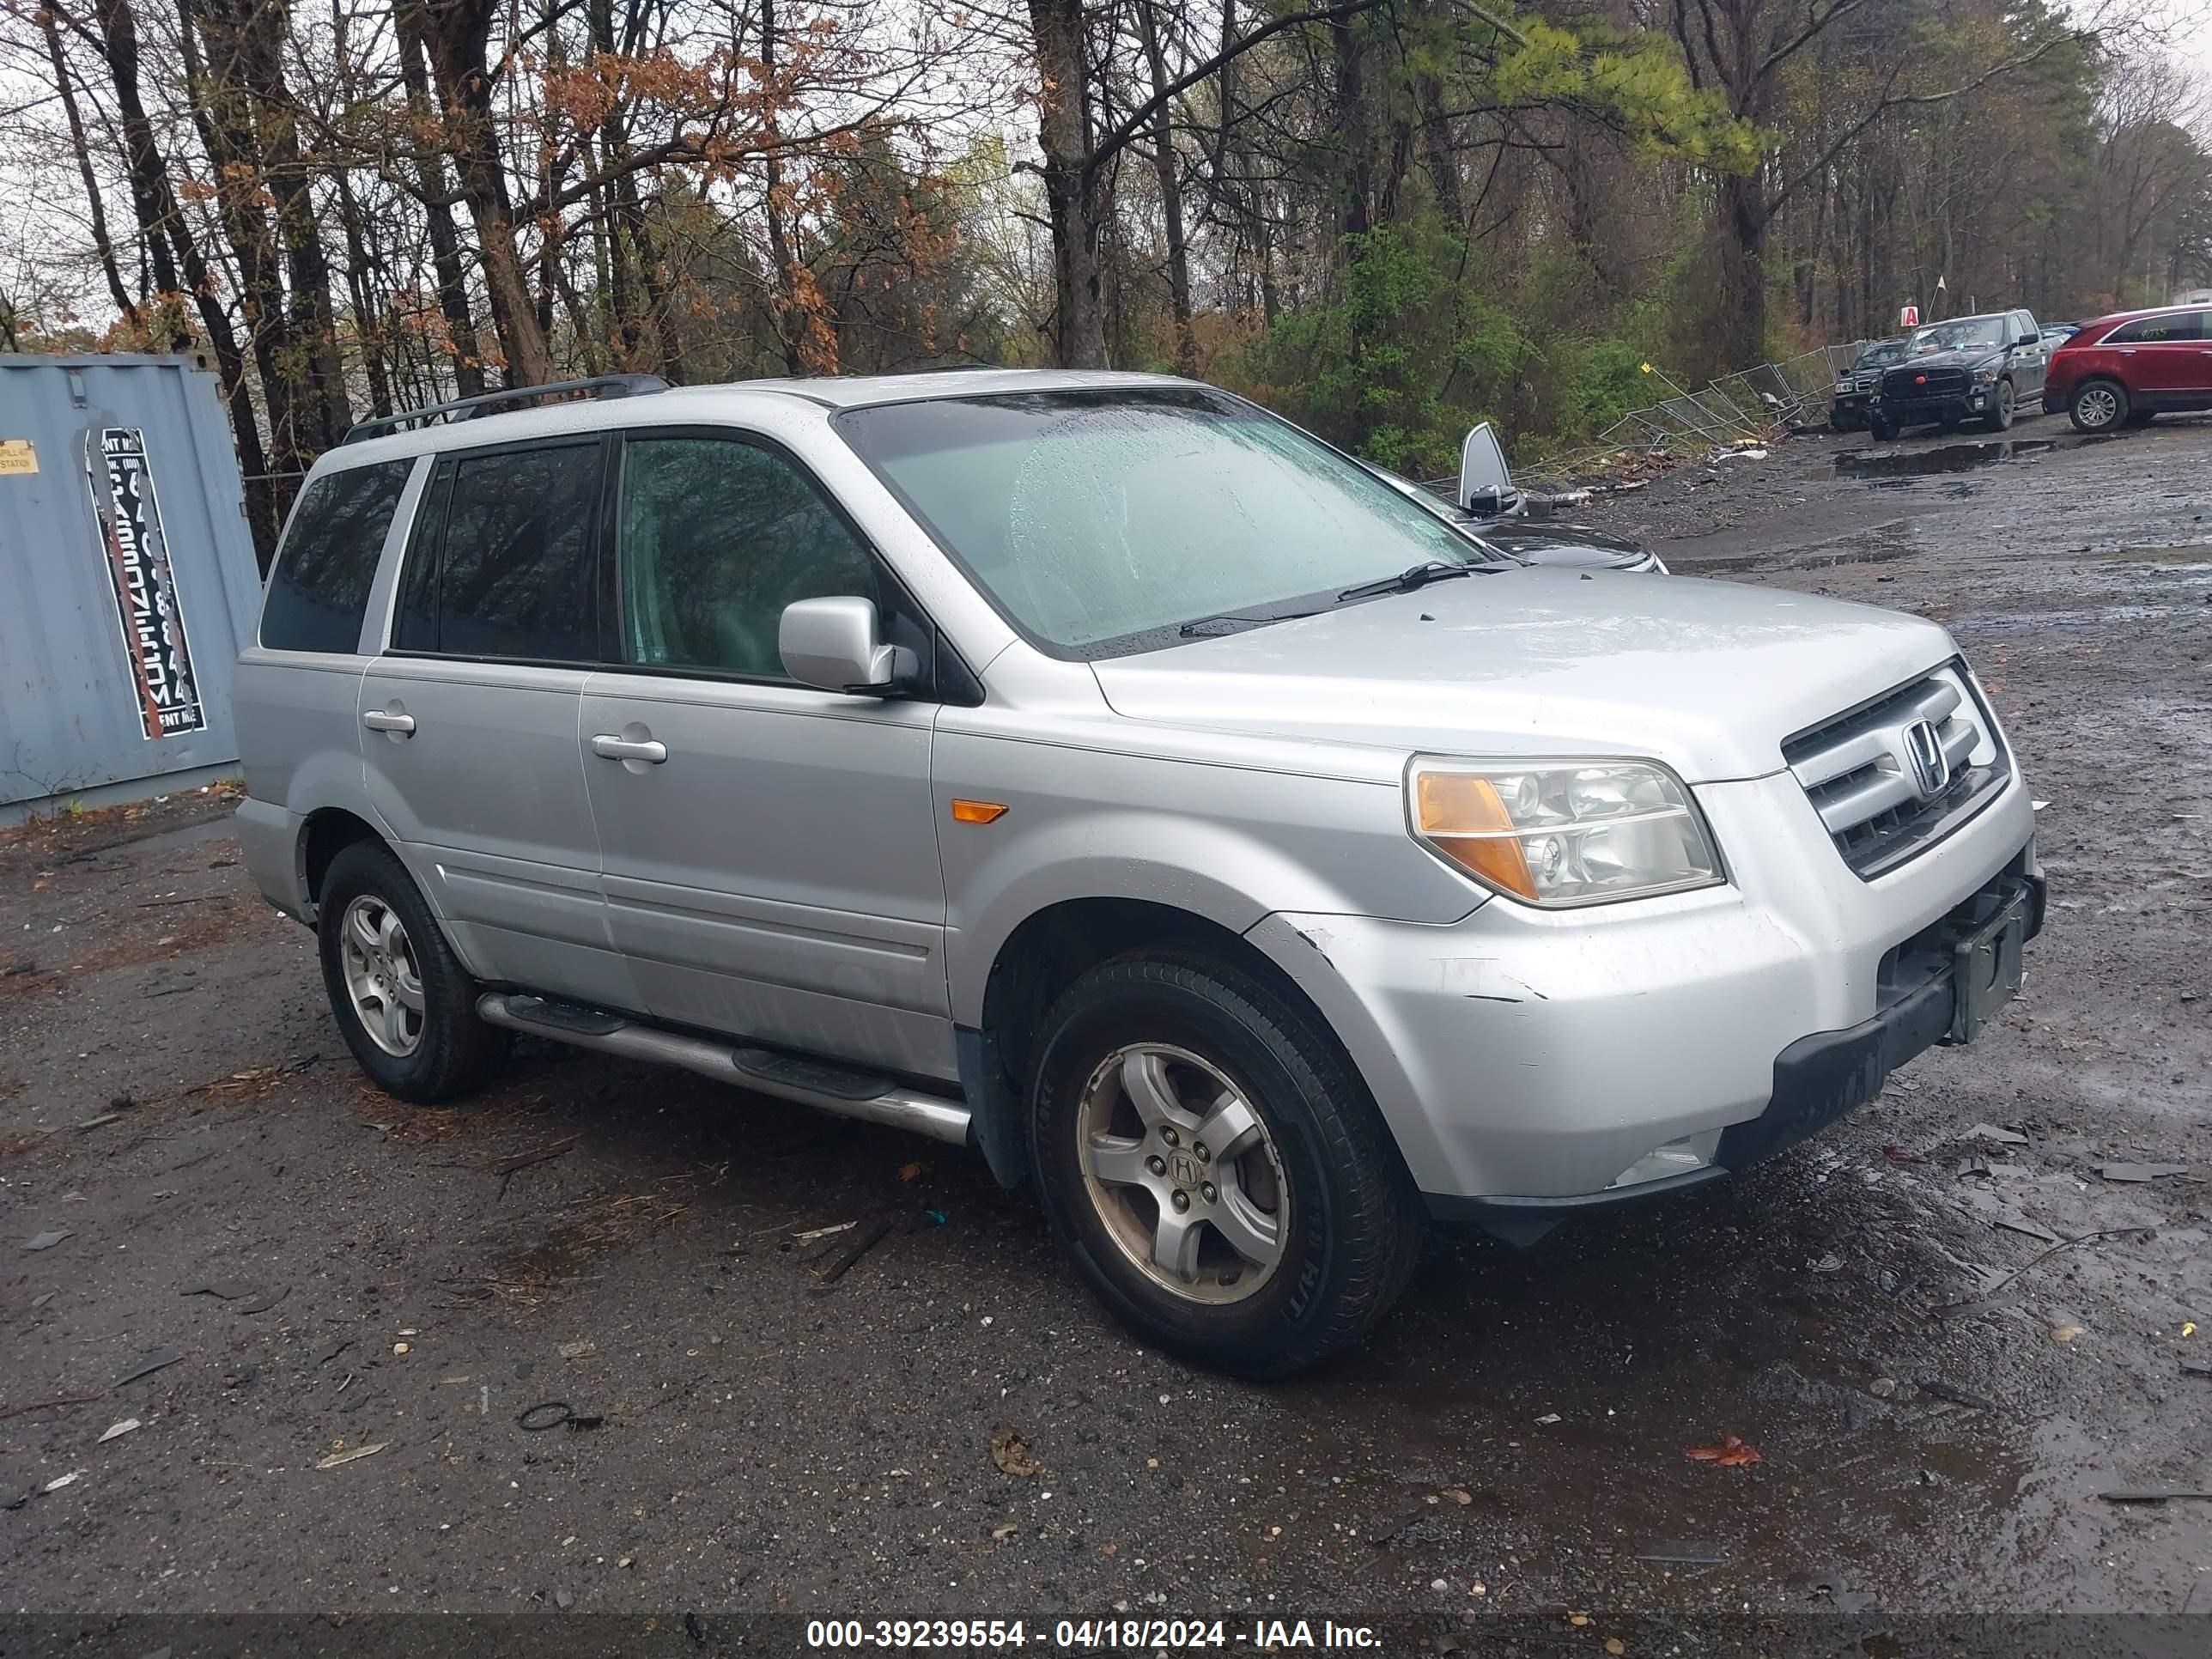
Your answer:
[1783,665,2010,878]
[1882,366,1968,400]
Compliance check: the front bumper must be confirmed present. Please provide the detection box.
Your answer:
[1247,766,2040,1217]
[1878,390,1990,427]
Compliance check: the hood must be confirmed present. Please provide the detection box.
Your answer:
[1091,567,1957,783]
[1890,347,2002,375]
[1478,520,1651,569]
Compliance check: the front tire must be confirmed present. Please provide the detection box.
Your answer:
[1985,379,2015,431]
[2069,379,2129,434]
[1028,956,1425,1379]
[317,840,510,1103]
[1869,414,1896,442]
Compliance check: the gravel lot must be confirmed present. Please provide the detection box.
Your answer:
[3,411,2209,1653]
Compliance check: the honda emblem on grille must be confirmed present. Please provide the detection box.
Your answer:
[1903,720,1951,799]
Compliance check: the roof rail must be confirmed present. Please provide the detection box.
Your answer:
[340,374,670,445]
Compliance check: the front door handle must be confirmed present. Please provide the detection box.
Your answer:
[362,708,416,735]
[591,733,667,764]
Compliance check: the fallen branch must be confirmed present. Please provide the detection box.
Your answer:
[1939,1224,2154,1318]
[815,1216,896,1287]
[0,1391,106,1421]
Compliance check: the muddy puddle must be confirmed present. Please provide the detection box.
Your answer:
[1838,441,2056,477]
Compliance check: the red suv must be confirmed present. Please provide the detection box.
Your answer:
[2045,304,2212,432]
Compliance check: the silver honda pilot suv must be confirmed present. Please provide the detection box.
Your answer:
[234,370,2044,1377]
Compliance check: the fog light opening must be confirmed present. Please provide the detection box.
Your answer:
[1607,1137,1714,1191]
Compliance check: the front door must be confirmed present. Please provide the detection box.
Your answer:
[360,434,635,1010]
[580,428,953,1082]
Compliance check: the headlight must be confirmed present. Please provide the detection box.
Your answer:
[1407,757,1723,907]
[1972,365,1997,386]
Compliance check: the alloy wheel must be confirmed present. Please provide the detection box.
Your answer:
[338,894,425,1056]
[2076,386,2119,429]
[1076,1043,1288,1304]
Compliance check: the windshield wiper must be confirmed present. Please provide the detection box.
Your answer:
[1336,560,1492,603]
[1177,606,1329,638]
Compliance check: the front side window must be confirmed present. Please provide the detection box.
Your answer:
[617,434,878,679]
[398,441,603,660]
[836,389,1488,654]
[259,459,411,653]
[2106,313,2205,344]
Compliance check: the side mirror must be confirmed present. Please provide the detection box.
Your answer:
[780,596,910,696]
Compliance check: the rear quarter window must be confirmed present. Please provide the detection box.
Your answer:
[2106,313,2205,344]
[258,459,413,653]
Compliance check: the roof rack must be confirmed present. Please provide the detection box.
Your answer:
[340,374,670,445]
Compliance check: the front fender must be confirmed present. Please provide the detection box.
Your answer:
[933,729,1481,1024]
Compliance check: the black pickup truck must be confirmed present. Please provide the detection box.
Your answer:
[1871,310,2048,437]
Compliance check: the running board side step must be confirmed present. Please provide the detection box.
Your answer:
[475,993,973,1146]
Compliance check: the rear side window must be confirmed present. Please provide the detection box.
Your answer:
[258,460,412,653]
[2106,313,2205,343]
[394,441,604,661]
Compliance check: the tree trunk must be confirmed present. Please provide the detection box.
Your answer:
[397,8,486,397]
[1713,169,1768,373]
[179,0,296,466]
[250,9,355,449]
[759,0,808,374]
[1136,0,1196,375]
[410,0,556,386]
[1330,18,1370,246]
[1027,0,1106,367]
[334,168,393,416]
[40,11,138,330]
[94,0,276,552]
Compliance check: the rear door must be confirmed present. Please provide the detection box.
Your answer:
[580,428,953,1081]
[2010,312,2047,401]
[238,456,416,818]
[2105,311,2206,403]
[360,434,635,1009]
[2179,310,2212,396]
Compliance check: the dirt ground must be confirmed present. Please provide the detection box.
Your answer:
[3,409,2209,1653]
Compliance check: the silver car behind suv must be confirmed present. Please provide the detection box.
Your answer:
[234,370,2044,1377]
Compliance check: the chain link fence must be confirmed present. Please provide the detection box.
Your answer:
[1516,340,1873,492]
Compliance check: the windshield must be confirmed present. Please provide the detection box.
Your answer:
[1855,340,1907,369]
[836,389,1492,653]
[1909,317,2007,354]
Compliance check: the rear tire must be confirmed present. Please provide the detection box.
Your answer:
[317,840,510,1103]
[2069,379,2129,434]
[1027,954,1426,1379]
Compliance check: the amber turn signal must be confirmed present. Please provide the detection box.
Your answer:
[950,799,1009,824]
[1411,772,1536,899]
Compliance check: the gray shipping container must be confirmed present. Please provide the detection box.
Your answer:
[0,353,264,820]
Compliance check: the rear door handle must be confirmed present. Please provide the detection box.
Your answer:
[591,733,667,764]
[362,708,416,734]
